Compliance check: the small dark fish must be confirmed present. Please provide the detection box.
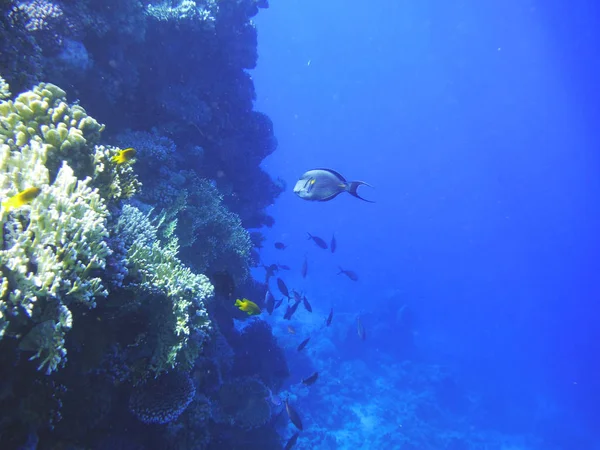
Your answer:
[301,256,308,278]
[307,232,328,249]
[265,290,275,315]
[326,308,333,326]
[278,263,291,270]
[293,168,375,202]
[263,263,278,281]
[357,316,366,341]
[338,267,358,281]
[284,399,303,431]
[274,242,287,250]
[277,277,290,298]
[296,337,310,352]
[274,298,284,309]
[301,371,319,386]
[331,234,337,253]
[284,432,300,450]
[302,296,312,313]
[283,300,301,320]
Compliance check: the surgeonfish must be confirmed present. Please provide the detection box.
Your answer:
[234,298,261,316]
[2,187,41,212]
[111,147,136,164]
[307,233,328,249]
[284,399,303,431]
[277,277,290,299]
[278,263,291,270]
[326,308,333,327]
[331,233,337,253]
[338,267,358,281]
[301,371,319,386]
[293,168,374,202]
[274,242,287,250]
[284,432,300,450]
[297,337,310,352]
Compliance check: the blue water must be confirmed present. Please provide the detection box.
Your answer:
[251,1,600,448]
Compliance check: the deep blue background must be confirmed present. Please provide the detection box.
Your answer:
[252,0,599,443]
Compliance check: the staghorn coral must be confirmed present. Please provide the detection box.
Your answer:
[129,370,196,424]
[115,204,214,373]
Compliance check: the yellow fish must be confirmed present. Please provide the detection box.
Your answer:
[2,187,41,212]
[111,147,136,165]
[235,298,261,316]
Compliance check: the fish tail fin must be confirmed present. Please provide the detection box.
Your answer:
[347,181,375,203]
[306,232,313,240]
[337,266,344,275]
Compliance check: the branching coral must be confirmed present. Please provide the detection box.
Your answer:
[0,82,103,180]
[0,81,140,373]
[146,0,218,27]
[115,204,214,373]
[0,76,10,100]
[177,174,252,278]
[0,141,110,373]
[11,0,75,54]
[92,145,141,203]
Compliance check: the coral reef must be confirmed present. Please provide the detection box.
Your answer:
[0,75,9,100]
[129,370,196,424]
[212,376,272,430]
[0,82,139,373]
[115,204,214,373]
[0,82,103,180]
[231,319,289,390]
[0,2,293,449]
[1,0,281,230]
[114,129,253,279]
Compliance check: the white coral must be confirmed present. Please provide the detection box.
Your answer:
[0,140,110,373]
[0,76,9,100]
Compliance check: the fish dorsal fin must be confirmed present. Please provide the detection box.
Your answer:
[314,168,346,182]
